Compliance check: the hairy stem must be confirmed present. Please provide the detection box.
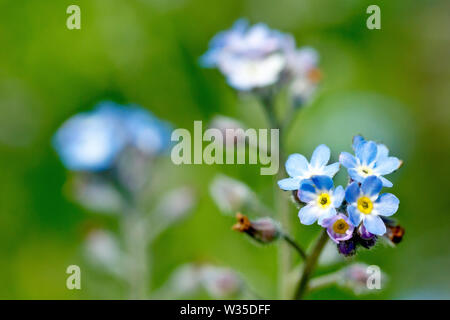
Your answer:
[293,229,329,299]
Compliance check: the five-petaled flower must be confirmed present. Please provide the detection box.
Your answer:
[278,144,340,191]
[339,135,401,187]
[345,176,400,235]
[322,213,354,243]
[297,175,344,225]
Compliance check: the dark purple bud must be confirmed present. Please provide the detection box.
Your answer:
[337,239,357,256]
[358,224,375,240]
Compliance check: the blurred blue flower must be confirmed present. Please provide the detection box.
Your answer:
[278,144,340,191]
[201,19,295,91]
[321,213,354,244]
[53,101,172,171]
[297,175,344,226]
[345,176,400,235]
[339,135,402,187]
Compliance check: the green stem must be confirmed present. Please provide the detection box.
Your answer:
[293,229,329,299]
[282,233,307,260]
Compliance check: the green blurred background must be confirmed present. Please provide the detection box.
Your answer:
[0,0,449,299]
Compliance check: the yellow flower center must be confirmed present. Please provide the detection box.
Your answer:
[332,219,349,234]
[317,193,331,208]
[358,166,373,177]
[357,196,373,214]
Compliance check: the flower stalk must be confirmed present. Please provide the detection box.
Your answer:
[293,228,329,299]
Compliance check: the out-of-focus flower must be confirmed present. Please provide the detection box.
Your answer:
[157,264,242,299]
[68,173,124,213]
[53,108,127,171]
[232,212,280,244]
[84,230,124,276]
[201,19,295,91]
[286,47,321,105]
[321,213,354,243]
[296,175,344,225]
[338,263,387,295]
[345,176,399,235]
[278,144,340,191]
[155,187,197,222]
[96,102,172,156]
[339,135,402,187]
[209,174,256,214]
[201,266,242,298]
[53,101,172,172]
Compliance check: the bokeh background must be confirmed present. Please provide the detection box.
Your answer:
[0,0,449,299]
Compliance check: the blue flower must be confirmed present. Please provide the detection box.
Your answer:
[53,102,172,171]
[345,176,400,236]
[53,108,127,171]
[339,135,401,187]
[201,19,295,91]
[278,144,340,191]
[297,175,344,226]
[96,102,173,156]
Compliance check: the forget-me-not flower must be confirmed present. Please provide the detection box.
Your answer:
[297,175,344,225]
[53,109,127,171]
[345,176,399,235]
[53,101,172,171]
[201,19,295,91]
[339,135,401,187]
[321,213,354,243]
[278,144,340,191]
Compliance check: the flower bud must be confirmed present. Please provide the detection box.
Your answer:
[155,187,196,222]
[83,230,124,277]
[232,213,280,244]
[201,266,242,299]
[210,175,255,214]
[338,263,387,295]
[356,224,378,249]
[385,225,405,245]
[337,239,357,256]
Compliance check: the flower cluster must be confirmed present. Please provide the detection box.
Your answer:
[279,136,404,256]
[201,19,320,103]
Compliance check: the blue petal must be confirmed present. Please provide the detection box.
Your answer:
[376,144,389,161]
[285,153,309,177]
[277,177,301,190]
[363,215,386,235]
[339,152,357,169]
[347,205,361,226]
[361,176,382,197]
[356,141,377,165]
[374,193,399,216]
[345,182,361,204]
[348,168,364,183]
[299,180,317,202]
[311,175,333,191]
[379,176,393,187]
[332,185,345,207]
[323,162,340,177]
[298,205,319,225]
[352,135,365,151]
[310,144,330,168]
[318,207,337,226]
[374,157,401,175]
